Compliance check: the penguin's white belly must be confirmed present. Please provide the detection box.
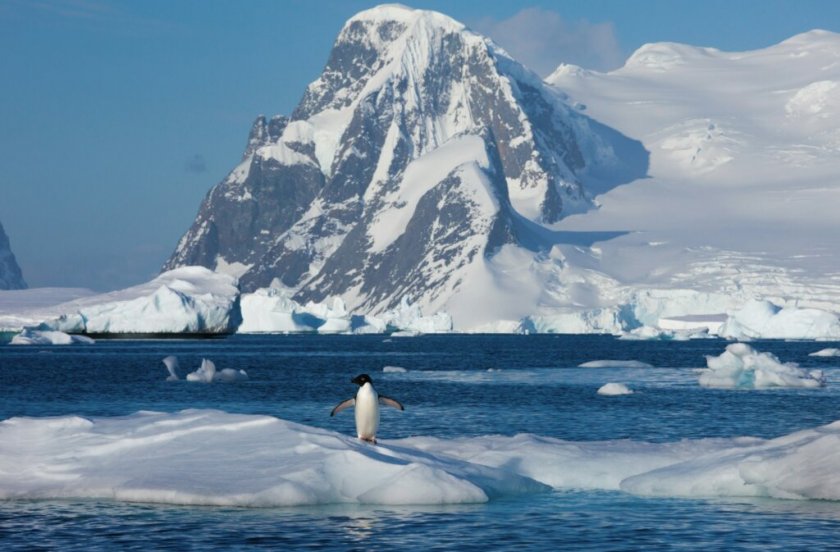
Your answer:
[354,384,379,440]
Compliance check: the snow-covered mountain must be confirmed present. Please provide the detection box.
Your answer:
[166,6,840,333]
[545,30,840,326]
[164,5,645,329]
[0,220,26,290]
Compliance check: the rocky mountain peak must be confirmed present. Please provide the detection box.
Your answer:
[0,220,27,290]
[164,5,646,326]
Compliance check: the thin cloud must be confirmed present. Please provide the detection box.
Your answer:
[185,154,207,174]
[472,8,625,75]
[2,0,179,35]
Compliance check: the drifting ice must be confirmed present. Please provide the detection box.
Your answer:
[597,383,634,396]
[699,343,825,389]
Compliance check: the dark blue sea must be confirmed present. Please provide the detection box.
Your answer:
[2,334,840,550]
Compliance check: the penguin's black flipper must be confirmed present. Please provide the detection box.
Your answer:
[330,398,355,417]
[378,396,404,411]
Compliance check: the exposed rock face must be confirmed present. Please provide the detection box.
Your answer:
[0,220,26,290]
[165,5,645,319]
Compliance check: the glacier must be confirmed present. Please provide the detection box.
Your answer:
[3,409,840,506]
[156,5,840,335]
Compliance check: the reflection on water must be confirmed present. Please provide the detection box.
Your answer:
[2,493,840,551]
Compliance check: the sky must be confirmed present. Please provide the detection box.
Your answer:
[2,0,840,291]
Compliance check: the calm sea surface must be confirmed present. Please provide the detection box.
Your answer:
[2,334,840,550]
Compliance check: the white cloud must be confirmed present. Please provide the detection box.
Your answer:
[472,8,625,75]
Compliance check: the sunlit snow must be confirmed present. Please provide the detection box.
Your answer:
[3,409,840,506]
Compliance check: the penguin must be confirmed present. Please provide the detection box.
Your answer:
[330,374,404,443]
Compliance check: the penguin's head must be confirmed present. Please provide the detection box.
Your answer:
[351,374,372,386]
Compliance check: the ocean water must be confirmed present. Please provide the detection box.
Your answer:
[2,334,840,550]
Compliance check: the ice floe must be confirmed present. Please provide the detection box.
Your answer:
[809,348,840,357]
[597,383,634,396]
[10,329,94,346]
[383,366,408,373]
[3,409,840,506]
[699,343,825,389]
[183,358,248,383]
[579,360,653,369]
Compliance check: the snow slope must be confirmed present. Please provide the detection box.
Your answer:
[546,31,840,332]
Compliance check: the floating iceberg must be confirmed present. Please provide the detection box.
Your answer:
[238,290,451,335]
[4,410,840,506]
[239,290,354,334]
[597,383,634,396]
[238,288,318,333]
[699,343,825,389]
[10,329,94,346]
[719,300,840,340]
[36,267,241,335]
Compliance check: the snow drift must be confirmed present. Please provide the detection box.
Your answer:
[3,409,840,506]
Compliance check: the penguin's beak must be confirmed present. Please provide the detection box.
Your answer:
[351,375,364,385]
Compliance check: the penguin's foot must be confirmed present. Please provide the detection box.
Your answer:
[359,436,377,444]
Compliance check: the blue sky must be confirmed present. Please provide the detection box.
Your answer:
[2,0,840,290]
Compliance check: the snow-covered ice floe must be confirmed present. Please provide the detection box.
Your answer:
[579,360,653,369]
[35,267,241,335]
[699,343,825,389]
[10,329,94,346]
[597,383,634,396]
[4,409,840,505]
[810,348,840,357]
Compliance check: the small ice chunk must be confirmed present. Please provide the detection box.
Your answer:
[700,343,825,389]
[215,368,249,382]
[162,356,180,381]
[185,359,248,383]
[597,383,634,396]
[579,360,653,369]
[383,366,407,373]
[809,348,840,357]
[186,358,217,383]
